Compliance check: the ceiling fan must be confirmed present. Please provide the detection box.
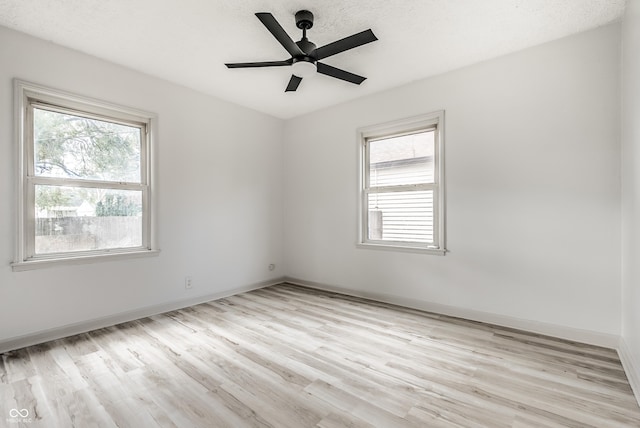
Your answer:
[225,10,378,92]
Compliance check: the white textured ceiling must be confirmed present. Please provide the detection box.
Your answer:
[0,0,626,119]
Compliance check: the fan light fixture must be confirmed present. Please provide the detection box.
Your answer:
[292,60,317,78]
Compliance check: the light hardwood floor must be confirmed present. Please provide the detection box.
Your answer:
[1,283,639,427]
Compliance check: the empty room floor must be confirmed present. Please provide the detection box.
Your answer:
[1,283,639,427]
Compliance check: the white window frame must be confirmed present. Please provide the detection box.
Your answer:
[357,111,446,254]
[12,80,159,271]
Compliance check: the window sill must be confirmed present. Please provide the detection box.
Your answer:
[357,242,446,255]
[11,249,161,272]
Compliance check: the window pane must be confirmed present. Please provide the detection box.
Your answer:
[369,130,434,186]
[35,185,142,255]
[34,108,141,182]
[368,190,434,243]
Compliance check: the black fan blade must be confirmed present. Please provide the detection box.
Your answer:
[225,60,291,68]
[285,75,303,92]
[317,62,366,85]
[256,13,304,57]
[314,29,377,60]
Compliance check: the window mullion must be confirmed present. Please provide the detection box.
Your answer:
[29,176,145,191]
[367,183,434,193]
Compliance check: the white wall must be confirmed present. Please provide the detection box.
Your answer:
[0,20,626,354]
[284,24,622,343]
[621,0,640,399]
[0,26,284,345]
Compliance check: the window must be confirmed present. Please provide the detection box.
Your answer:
[358,111,445,254]
[13,80,158,271]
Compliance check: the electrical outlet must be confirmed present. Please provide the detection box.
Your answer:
[185,276,192,289]
[268,264,276,271]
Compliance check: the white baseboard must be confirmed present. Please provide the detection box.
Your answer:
[619,338,640,407]
[283,276,620,349]
[0,277,284,354]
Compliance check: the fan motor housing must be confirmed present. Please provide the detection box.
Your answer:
[296,38,317,55]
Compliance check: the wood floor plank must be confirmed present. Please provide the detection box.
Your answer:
[1,283,639,427]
